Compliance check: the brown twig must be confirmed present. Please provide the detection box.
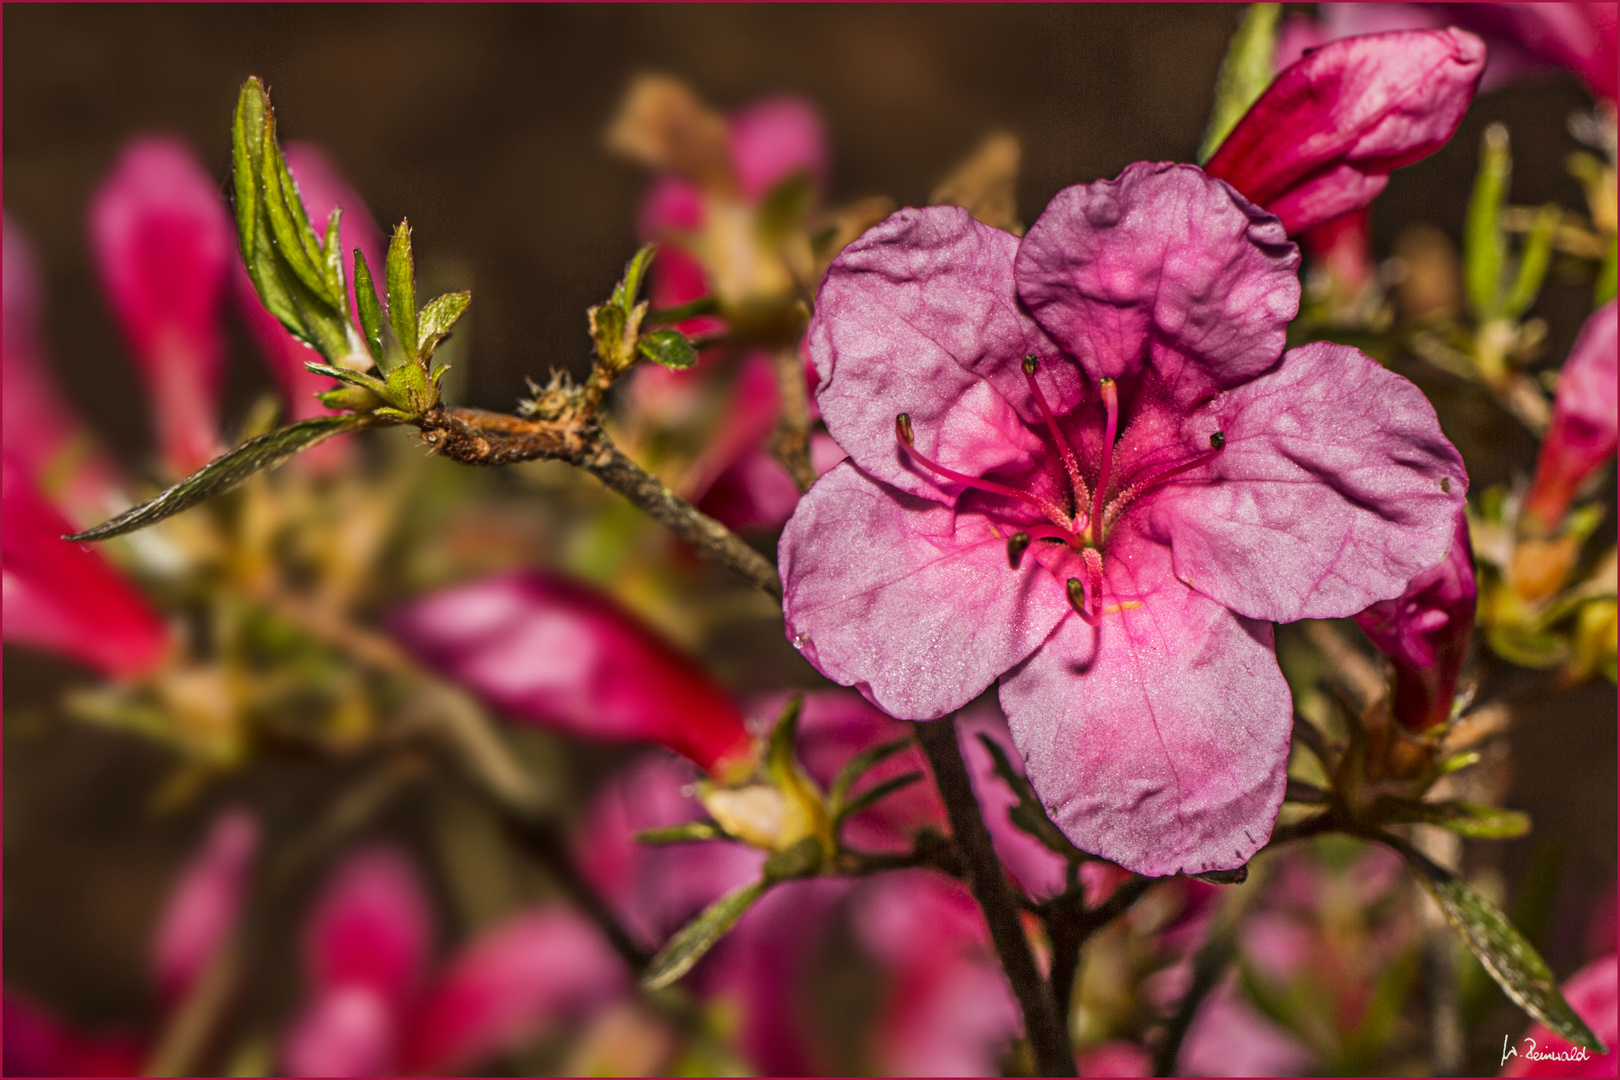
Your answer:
[768,343,816,491]
[1039,874,1159,1020]
[914,716,1076,1077]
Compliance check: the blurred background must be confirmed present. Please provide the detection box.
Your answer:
[4,4,1614,1075]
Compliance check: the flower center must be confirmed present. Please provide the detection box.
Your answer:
[893,354,1224,624]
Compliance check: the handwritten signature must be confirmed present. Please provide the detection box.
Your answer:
[1501,1034,1593,1067]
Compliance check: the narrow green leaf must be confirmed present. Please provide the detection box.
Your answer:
[641,879,768,991]
[637,822,723,844]
[764,692,804,789]
[386,221,418,359]
[828,737,913,813]
[321,208,348,317]
[1465,124,1512,319]
[352,249,388,367]
[1501,203,1560,321]
[416,291,471,363]
[1376,797,1531,839]
[636,328,698,370]
[754,170,815,240]
[837,772,924,823]
[303,361,389,398]
[975,732,1083,861]
[613,243,657,312]
[231,79,268,262]
[1394,837,1607,1052]
[647,296,720,326]
[384,362,436,416]
[1196,3,1282,164]
[66,415,378,542]
[257,117,330,301]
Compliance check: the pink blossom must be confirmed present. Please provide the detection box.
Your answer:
[1205,28,1486,235]
[1077,1040,1152,1077]
[149,808,259,1005]
[1177,974,1317,1077]
[1354,507,1477,729]
[1502,955,1618,1077]
[1,995,145,1078]
[388,571,756,778]
[2,454,169,678]
[89,138,234,475]
[1523,302,1618,533]
[233,142,387,424]
[781,165,1466,875]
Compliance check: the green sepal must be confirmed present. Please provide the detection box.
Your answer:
[636,328,698,370]
[763,835,824,881]
[837,772,924,823]
[828,737,913,817]
[65,415,379,542]
[764,692,803,791]
[641,879,768,991]
[416,291,471,363]
[384,361,438,416]
[387,220,419,358]
[1393,836,1607,1052]
[1197,3,1282,164]
[1465,124,1512,319]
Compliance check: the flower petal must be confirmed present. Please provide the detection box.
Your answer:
[781,462,1070,721]
[1016,162,1299,403]
[1524,301,1618,532]
[284,985,396,1079]
[729,97,827,202]
[809,206,1056,504]
[957,703,1070,900]
[303,846,432,1009]
[1205,28,1486,234]
[1151,340,1468,622]
[999,535,1291,877]
[150,808,259,1005]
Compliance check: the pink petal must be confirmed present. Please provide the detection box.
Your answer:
[283,985,396,1078]
[1015,162,1300,404]
[1205,29,1486,234]
[957,702,1070,901]
[1,455,168,678]
[698,448,803,533]
[575,752,765,951]
[389,572,756,777]
[683,351,782,504]
[303,846,432,1009]
[1354,508,1476,729]
[89,138,233,475]
[1152,340,1468,623]
[780,462,1070,721]
[1078,1040,1153,1077]
[998,531,1292,877]
[1444,3,1619,100]
[808,206,1058,505]
[1502,954,1618,1077]
[1524,302,1618,532]
[727,97,827,203]
[149,808,259,1005]
[1177,973,1317,1076]
[403,908,630,1075]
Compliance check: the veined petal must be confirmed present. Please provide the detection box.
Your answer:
[1016,163,1299,405]
[1206,28,1486,234]
[1150,341,1467,622]
[999,535,1291,877]
[809,206,1057,504]
[780,463,1070,721]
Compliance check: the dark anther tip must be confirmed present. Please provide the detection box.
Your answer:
[1065,577,1085,610]
[1022,354,1039,376]
[894,413,914,445]
[1209,431,1225,450]
[1007,531,1032,569]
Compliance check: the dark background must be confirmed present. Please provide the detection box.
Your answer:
[5,1,1614,1049]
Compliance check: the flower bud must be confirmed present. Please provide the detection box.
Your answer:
[1523,302,1617,534]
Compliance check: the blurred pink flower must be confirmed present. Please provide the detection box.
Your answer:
[1077,1039,1153,1077]
[1177,974,1317,1077]
[1523,302,1618,533]
[388,570,756,778]
[1354,507,1477,729]
[284,845,629,1077]
[0,995,145,1078]
[1205,28,1486,235]
[2,453,169,678]
[149,808,260,1005]
[1502,954,1618,1077]
[783,165,1467,875]
[89,137,235,476]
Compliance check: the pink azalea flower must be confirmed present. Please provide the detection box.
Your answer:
[1205,28,1486,235]
[233,142,387,424]
[780,165,1467,875]
[89,138,235,476]
[149,808,259,1005]
[1502,955,1619,1077]
[283,845,629,1077]
[2,219,125,523]
[2,454,169,678]
[1523,302,1618,533]
[388,570,756,778]
[1354,507,1477,729]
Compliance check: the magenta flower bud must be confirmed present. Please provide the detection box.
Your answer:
[149,808,259,1006]
[1206,29,1486,235]
[1501,954,1617,1077]
[89,138,234,476]
[1353,509,1477,730]
[390,572,756,778]
[1523,303,1618,533]
[2,454,168,678]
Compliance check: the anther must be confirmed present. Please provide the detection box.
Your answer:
[1022,354,1039,376]
[1007,531,1032,569]
[1209,431,1225,450]
[1066,575,1100,627]
[895,413,914,446]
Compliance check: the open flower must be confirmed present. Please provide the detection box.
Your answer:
[1522,301,1618,534]
[781,163,1466,875]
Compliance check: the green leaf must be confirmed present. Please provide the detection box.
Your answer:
[641,879,768,991]
[837,771,924,823]
[257,115,330,302]
[303,361,388,398]
[647,296,720,326]
[387,220,418,359]
[416,291,471,363]
[384,362,437,416]
[755,169,815,240]
[65,415,378,542]
[764,692,803,790]
[636,328,698,370]
[1501,203,1560,320]
[637,822,723,844]
[352,249,388,368]
[1375,797,1531,839]
[974,732,1083,861]
[1487,622,1570,669]
[1465,124,1512,319]
[828,737,913,815]
[612,243,657,312]
[321,208,348,316]
[1394,837,1607,1052]
[1196,3,1282,164]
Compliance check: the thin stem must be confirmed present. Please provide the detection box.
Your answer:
[1039,875,1158,1021]
[770,343,817,492]
[913,716,1076,1077]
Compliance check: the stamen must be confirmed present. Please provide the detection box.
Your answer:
[1089,379,1118,546]
[895,413,1064,521]
[1065,577,1098,626]
[1021,355,1089,509]
[1065,548,1107,626]
[1007,532,1031,569]
[1100,431,1226,536]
